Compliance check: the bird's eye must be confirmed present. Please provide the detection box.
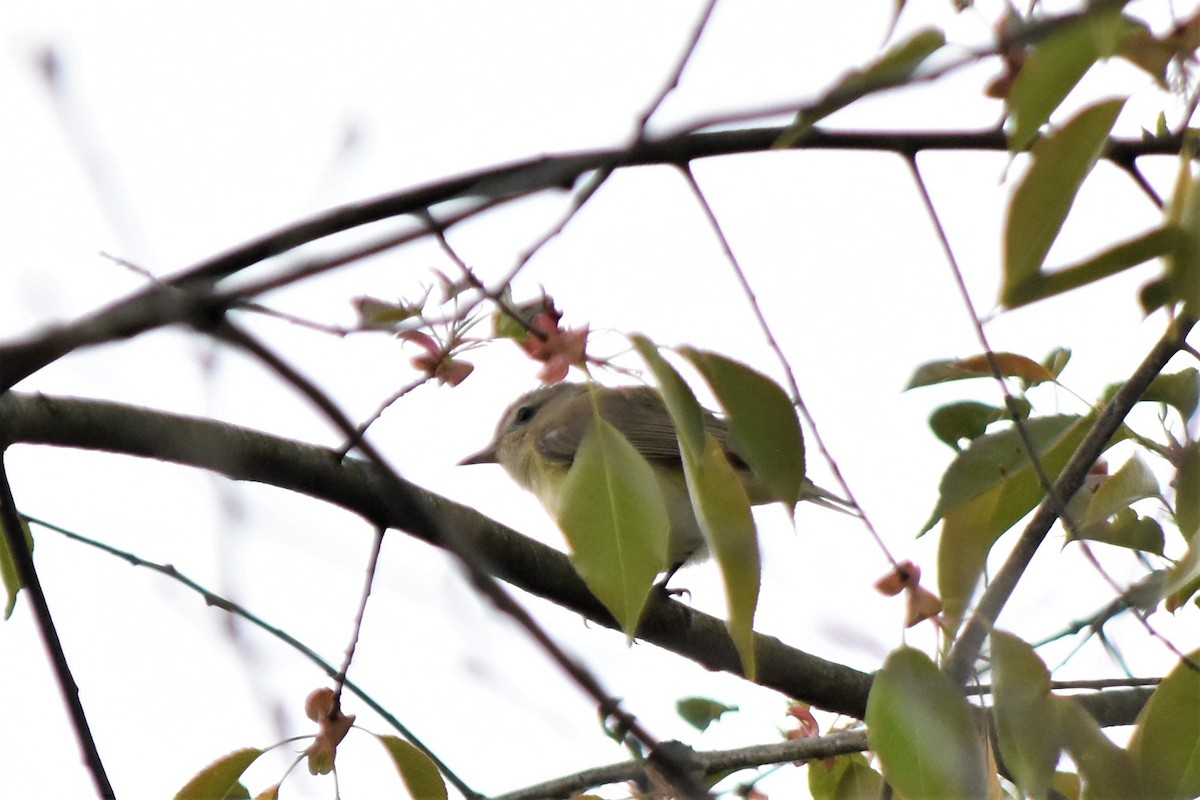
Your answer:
[513,404,536,425]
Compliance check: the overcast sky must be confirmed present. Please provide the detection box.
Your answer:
[2,2,1197,798]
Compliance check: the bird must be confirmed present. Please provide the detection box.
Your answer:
[460,382,852,576]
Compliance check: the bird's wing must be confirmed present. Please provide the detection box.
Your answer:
[599,387,738,465]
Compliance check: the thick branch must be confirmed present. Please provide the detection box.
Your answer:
[0,392,873,718]
[0,127,1183,393]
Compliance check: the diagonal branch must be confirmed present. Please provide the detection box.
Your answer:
[0,390,873,720]
[943,316,1196,684]
[0,453,115,798]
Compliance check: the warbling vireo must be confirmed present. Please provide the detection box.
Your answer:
[460,382,849,571]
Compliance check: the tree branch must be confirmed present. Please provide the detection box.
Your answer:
[944,316,1196,684]
[0,127,1183,393]
[0,391,873,719]
[0,391,1168,734]
[0,453,114,797]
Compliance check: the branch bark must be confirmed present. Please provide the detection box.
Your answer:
[0,391,1166,730]
[0,391,874,718]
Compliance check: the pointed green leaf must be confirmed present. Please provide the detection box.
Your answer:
[1079,454,1160,529]
[1129,649,1200,799]
[1004,226,1177,309]
[676,697,738,732]
[992,630,1060,799]
[377,735,447,800]
[1177,441,1200,538]
[1004,99,1126,305]
[1143,367,1200,421]
[353,296,422,329]
[928,401,1012,451]
[776,28,944,147]
[866,647,988,799]
[926,415,1099,621]
[174,748,265,800]
[680,348,806,510]
[1074,509,1164,554]
[808,752,885,800]
[937,485,1006,625]
[0,516,32,620]
[922,414,1095,534]
[557,411,669,637]
[1164,158,1200,310]
[685,435,761,679]
[1044,347,1072,379]
[632,335,761,676]
[1165,526,1200,610]
[1055,696,1141,799]
[630,335,705,456]
[1007,10,1131,151]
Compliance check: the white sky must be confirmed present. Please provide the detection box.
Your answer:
[2,2,1198,798]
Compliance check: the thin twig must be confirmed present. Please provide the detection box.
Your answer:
[676,166,893,564]
[636,0,720,131]
[0,457,115,798]
[210,320,713,798]
[22,513,480,800]
[332,526,386,702]
[493,729,870,800]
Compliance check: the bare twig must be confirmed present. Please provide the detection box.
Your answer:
[0,457,115,798]
[332,526,385,701]
[677,166,891,566]
[23,513,480,799]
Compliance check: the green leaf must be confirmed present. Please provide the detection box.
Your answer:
[925,415,1099,622]
[1129,649,1200,799]
[928,401,1012,451]
[353,296,422,328]
[991,630,1060,799]
[557,409,669,638]
[676,697,738,732]
[1177,441,1200,538]
[1142,367,1200,421]
[1078,454,1160,530]
[1055,696,1140,799]
[680,348,806,510]
[174,748,265,800]
[1004,226,1177,309]
[808,752,885,800]
[685,435,761,680]
[0,516,32,620]
[632,335,761,677]
[1074,509,1164,555]
[923,414,1094,534]
[630,335,705,456]
[1007,10,1131,152]
[905,352,1054,389]
[776,28,944,147]
[1003,99,1126,306]
[1160,158,1200,310]
[1165,527,1200,610]
[377,735,448,800]
[1044,346,1072,379]
[866,647,988,800]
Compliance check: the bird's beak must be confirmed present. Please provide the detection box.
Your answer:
[458,442,500,466]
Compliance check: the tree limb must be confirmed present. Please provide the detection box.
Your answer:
[0,391,873,718]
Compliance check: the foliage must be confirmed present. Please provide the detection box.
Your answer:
[8,1,1200,799]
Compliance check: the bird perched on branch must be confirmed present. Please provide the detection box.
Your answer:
[461,382,852,572]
